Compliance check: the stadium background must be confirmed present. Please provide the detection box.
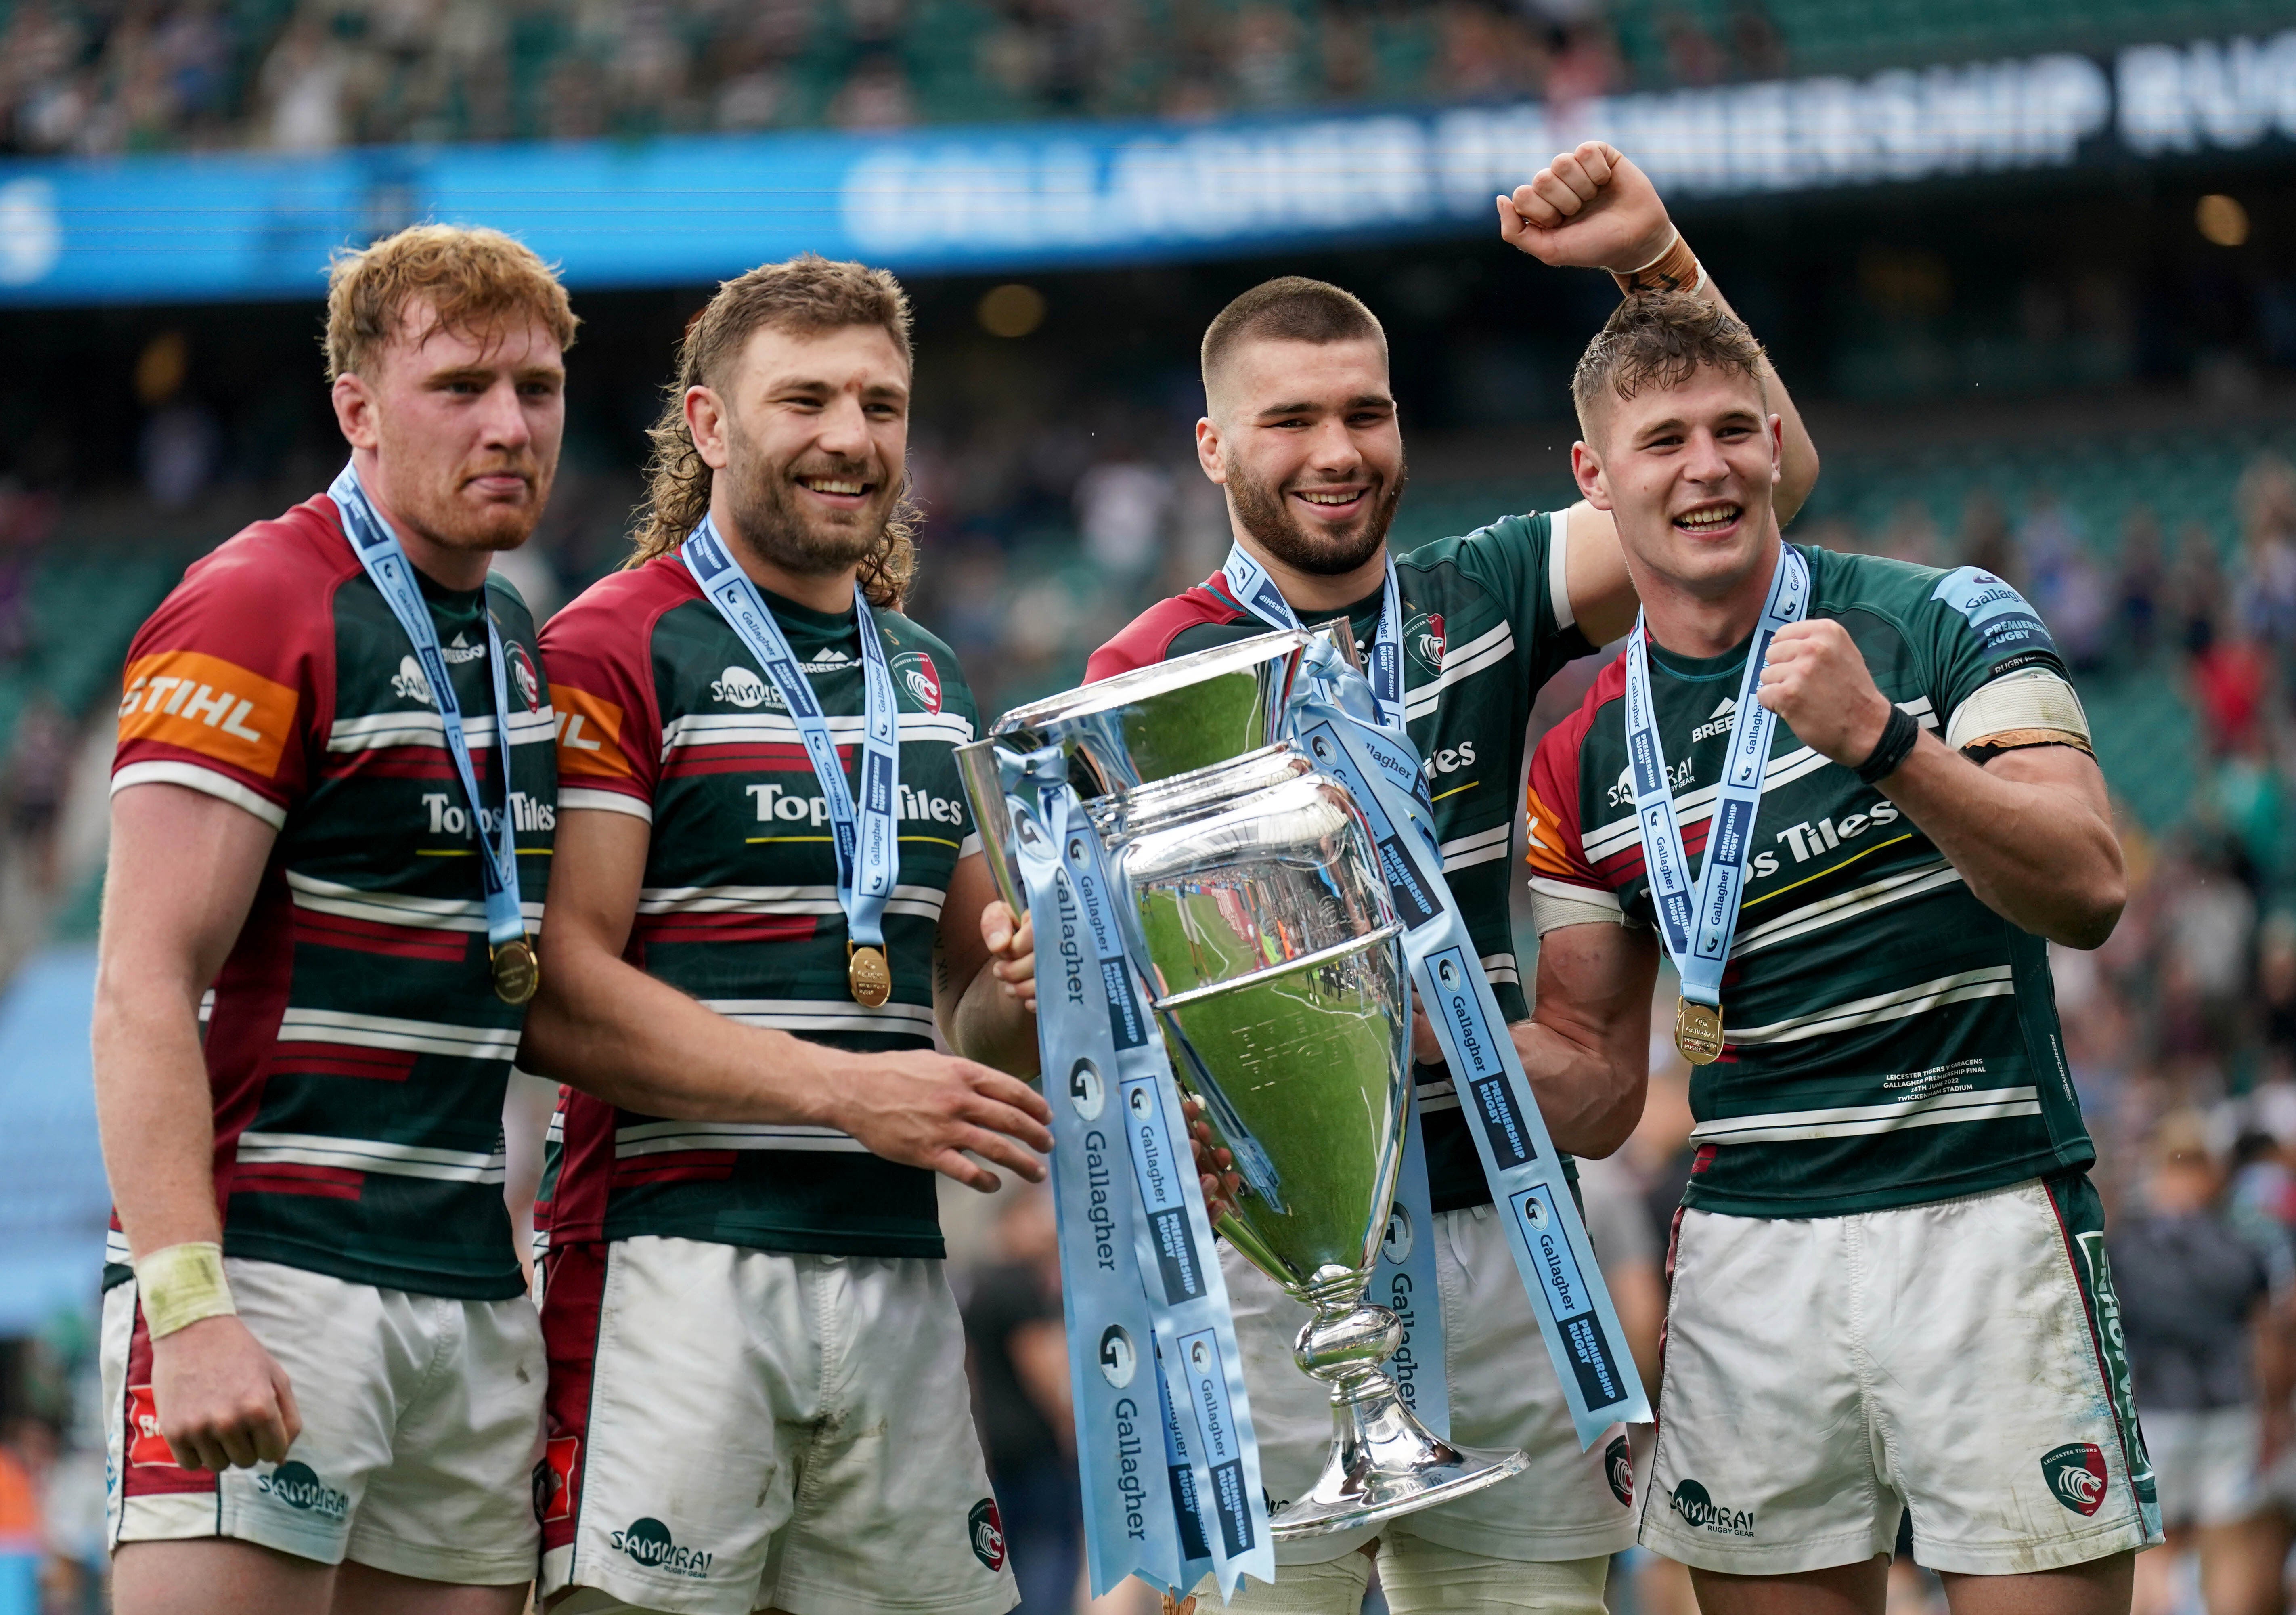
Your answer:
[2,0,2296,1610]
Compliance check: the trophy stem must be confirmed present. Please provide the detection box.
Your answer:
[1270,1279,1529,1541]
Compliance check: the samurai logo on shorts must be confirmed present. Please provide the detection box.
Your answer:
[613,1516,713,1578]
[1606,1435,1634,1508]
[1668,1478,1753,1537]
[968,1497,1008,1571]
[893,650,943,714]
[258,1460,348,1520]
[2042,1442,2109,1517]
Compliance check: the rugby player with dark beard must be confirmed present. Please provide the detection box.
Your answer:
[1087,144,1819,1615]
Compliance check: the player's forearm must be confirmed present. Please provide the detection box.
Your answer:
[1511,1017,1648,1158]
[1875,735,2124,948]
[92,973,225,1258]
[518,934,842,1125]
[1699,277,1818,524]
[946,965,1039,1081]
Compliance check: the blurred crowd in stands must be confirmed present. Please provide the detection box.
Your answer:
[0,0,1791,156]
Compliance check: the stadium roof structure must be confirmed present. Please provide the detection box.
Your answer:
[0,27,2290,307]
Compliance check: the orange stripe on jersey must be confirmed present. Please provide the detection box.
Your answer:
[1522,778,1579,881]
[117,650,297,778]
[553,684,635,780]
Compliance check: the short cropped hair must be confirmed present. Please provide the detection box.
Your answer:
[1571,292,1767,439]
[324,224,577,382]
[1201,277,1386,401]
[631,254,917,604]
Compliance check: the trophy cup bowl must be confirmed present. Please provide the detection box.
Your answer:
[959,631,1526,1539]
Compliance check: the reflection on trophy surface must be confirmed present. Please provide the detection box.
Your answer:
[958,628,1525,1539]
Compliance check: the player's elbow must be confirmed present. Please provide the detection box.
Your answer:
[2046,875,2125,952]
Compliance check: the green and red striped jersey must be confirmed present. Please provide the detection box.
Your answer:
[107,494,556,1300]
[536,552,981,1259]
[1087,512,1595,1212]
[1525,547,2097,1218]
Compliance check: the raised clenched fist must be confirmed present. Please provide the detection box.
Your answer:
[1497,141,1676,276]
[1756,619,1895,767]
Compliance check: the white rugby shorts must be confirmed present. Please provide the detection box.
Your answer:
[101,1256,544,1584]
[1642,1175,2163,1576]
[536,1235,1018,1615]
[1217,1203,1636,1571]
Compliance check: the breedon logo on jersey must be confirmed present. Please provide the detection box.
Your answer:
[892,650,943,714]
[613,1517,712,1579]
[2042,1443,2109,1517]
[1668,1479,1753,1537]
[968,1497,1007,1571]
[258,1460,348,1520]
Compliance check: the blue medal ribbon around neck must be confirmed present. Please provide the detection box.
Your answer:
[1004,745,1273,1601]
[1221,540,1405,730]
[1624,545,1809,1012]
[1287,636,1651,1446]
[682,514,900,954]
[329,462,527,954]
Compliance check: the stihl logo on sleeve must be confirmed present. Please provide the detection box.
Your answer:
[119,650,296,776]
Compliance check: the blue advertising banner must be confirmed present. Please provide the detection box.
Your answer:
[0,29,2289,306]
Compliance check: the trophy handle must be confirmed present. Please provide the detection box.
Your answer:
[953,738,1027,918]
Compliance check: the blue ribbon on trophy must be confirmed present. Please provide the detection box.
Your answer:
[1285,636,1652,1446]
[1003,744,1274,1601]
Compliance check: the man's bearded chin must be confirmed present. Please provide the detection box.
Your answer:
[1226,460,1406,579]
[380,447,549,554]
[722,448,890,577]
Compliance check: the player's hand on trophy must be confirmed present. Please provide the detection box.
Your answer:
[829,1050,1054,1192]
[1410,998,1443,1066]
[980,899,1037,1014]
[1757,619,1896,767]
[149,1314,302,1470]
[1181,1095,1244,1223]
[1497,141,1676,277]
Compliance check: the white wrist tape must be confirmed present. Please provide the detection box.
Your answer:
[137,1242,236,1339]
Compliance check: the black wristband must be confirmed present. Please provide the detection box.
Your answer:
[1853,703,1920,784]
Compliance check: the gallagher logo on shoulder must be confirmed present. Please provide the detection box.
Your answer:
[1406,612,1445,671]
[892,650,943,714]
[2041,1443,2109,1516]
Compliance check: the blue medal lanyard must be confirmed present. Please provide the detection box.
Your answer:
[682,516,901,994]
[1624,544,1810,1036]
[1221,541,1405,730]
[330,463,531,988]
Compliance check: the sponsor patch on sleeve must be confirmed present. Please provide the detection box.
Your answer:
[553,684,635,780]
[117,650,297,778]
[1930,566,2057,661]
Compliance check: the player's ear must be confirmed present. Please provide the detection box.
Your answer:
[1571,439,1612,512]
[331,372,379,452]
[1196,416,1227,487]
[686,385,732,472]
[1768,413,1785,486]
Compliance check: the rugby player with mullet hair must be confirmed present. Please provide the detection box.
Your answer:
[94,224,576,1613]
[1089,145,1819,1615]
[519,254,1049,1615]
[1522,294,2154,1613]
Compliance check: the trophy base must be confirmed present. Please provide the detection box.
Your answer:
[1271,1377,1529,1541]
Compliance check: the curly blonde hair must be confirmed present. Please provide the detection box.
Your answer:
[324,224,577,380]
[631,255,918,609]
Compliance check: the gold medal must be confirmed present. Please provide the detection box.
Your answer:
[848,944,891,1008]
[1674,997,1724,1065]
[491,937,539,1006]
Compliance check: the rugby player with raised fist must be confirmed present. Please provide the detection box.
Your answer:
[1522,294,2153,1614]
[94,226,576,1614]
[1090,145,1819,1615]
[518,255,1048,1615]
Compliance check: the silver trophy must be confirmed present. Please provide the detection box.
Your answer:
[958,629,1525,1539]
